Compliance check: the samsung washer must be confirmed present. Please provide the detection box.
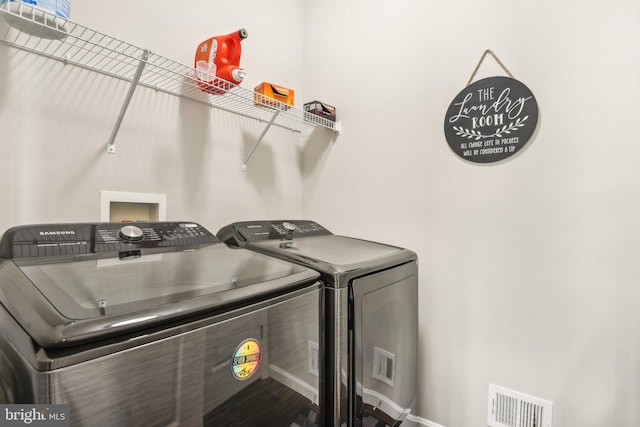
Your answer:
[217,220,418,427]
[0,221,321,426]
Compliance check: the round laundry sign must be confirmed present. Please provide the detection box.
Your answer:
[444,76,538,163]
[231,338,262,380]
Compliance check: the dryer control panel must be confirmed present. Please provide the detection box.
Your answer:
[217,220,331,247]
[0,222,218,260]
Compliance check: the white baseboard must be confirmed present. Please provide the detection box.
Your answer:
[407,414,446,427]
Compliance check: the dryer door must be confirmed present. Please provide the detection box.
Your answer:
[352,261,418,426]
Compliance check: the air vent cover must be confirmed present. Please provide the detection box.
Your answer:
[488,384,553,427]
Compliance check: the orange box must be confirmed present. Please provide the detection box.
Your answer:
[254,82,294,109]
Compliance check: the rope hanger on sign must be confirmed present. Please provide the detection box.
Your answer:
[466,49,514,86]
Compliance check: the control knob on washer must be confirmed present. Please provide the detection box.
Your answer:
[119,225,144,242]
[279,222,296,249]
[282,222,296,233]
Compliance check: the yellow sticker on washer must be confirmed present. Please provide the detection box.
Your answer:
[231,338,262,380]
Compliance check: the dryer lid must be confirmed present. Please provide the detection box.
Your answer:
[249,235,416,280]
[217,220,417,283]
[254,235,405,266]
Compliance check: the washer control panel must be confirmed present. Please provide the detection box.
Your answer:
[0,222,218,260]
[270,221,326,236]
[95,222,216,252]
[217,220,331,247]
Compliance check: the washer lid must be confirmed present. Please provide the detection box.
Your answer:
[0,227,319,348]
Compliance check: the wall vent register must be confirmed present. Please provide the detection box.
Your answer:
[488,384,553,427]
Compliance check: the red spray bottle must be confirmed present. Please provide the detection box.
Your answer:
[195,29,248,94]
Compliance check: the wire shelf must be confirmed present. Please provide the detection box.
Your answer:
[0,2,340,134]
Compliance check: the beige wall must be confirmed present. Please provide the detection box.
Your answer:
[302,0,640,426]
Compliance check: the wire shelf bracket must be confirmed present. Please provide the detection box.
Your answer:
[242,108,280,171]
[107,49,148,154]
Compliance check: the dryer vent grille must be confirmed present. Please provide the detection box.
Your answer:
[488,384,553,427]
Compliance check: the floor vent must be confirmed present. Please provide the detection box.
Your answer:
[488,384,553,427]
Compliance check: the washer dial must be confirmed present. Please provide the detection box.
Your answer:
[119,225,144,242]
[282,222,296,233]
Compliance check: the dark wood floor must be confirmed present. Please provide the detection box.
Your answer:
[204,377,319,427]
[203,377,396,427]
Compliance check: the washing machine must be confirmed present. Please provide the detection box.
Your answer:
[217,220,419,427]
[0,221,322,426]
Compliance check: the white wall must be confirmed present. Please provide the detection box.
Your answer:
[302,0,640,426]
[0,0,306,233]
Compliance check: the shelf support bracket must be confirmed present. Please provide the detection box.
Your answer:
[106,49,149,154]
[242,109,280,170]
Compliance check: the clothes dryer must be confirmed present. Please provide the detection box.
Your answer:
[0,222,321,426]
[217,220,418,427]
